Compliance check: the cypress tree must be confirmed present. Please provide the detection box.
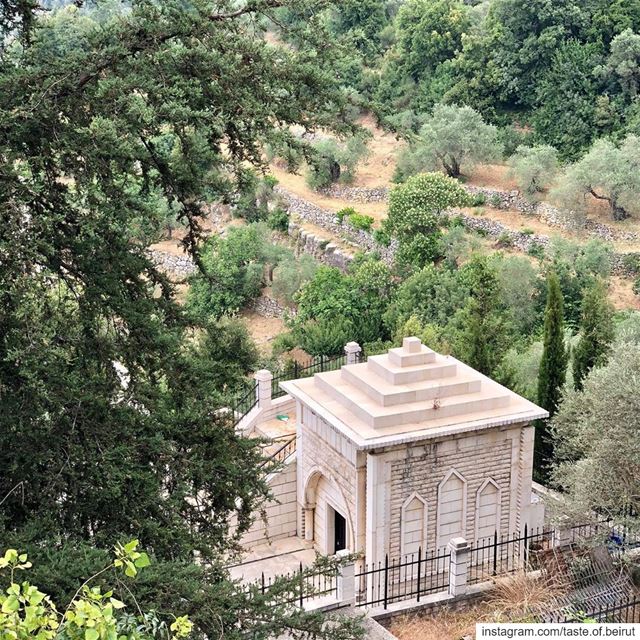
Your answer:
[536,271,568,475]
[573,279,614,391]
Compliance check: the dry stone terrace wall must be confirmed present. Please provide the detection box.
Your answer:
[148,249,197,276]
[245,295,289,318]
[278,187,637,277]
[318,183,639,244]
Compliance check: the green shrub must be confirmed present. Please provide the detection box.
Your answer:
[497,232,514,247]
[336,206,358,223]
[521,227,535,235]
[489,193,502,208]
[470,193,486,206]
[267,208,289,232]
[373,227,392,246]
[527,242,545,260]
[348,212,375,231]
[623,253,640,275]
[633,277,640,297]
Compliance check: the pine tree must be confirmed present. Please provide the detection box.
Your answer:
[536,271,568,476]
[573,279,614,390]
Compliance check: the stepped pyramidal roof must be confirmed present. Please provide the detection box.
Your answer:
[280,337,548,450]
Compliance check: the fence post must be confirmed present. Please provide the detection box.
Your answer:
[336,549,356,606]
[552,525,574,549]
[344,341,362,365]
[254,369,273,410]
[448,537,470,597]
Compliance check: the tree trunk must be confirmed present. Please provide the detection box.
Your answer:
[442,156,461,178]
[329,160,340,183]
[589,188,630,221]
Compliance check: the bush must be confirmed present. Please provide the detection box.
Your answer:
[527,242,546,260]
[623,252,640,275]
[634,277,640,296]
[347,212,375,231]
[521,227,535,235]
[373,227,392,246]
[336,206,357,223]
[489,193,502,208]
[497,232,514,247]
[267,208,289,232]
[469,193,486,206]
[272,254,318,305]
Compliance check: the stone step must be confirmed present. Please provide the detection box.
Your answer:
[313,371,512,429]
[340,363,482,407]
[387,343,437,368]
[367,354,458,385]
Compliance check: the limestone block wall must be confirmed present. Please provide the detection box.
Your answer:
[297,405,361,554]
[236,460,298,548]
[383,425,532,560]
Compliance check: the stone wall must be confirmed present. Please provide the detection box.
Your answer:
[361,424,534,567]
[148,249,197,276]
[288,221,355,271]
[309,183,639,244]
[318,185,389,203]
[235,460,298,547]
[245,295,288,318]
[387,432,515,558]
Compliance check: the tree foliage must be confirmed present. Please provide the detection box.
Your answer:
[397,104,501,179]
[572,279,615,390]
[552,135,640,220]
[552,343,640,521]
[536,271,568,477]
[0,1,363,637]
[508,145,559,198]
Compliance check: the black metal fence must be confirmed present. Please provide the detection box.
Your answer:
[468,525,554,584]
[229,382,258,429]
[545,595,640,623]
[355,548,451,609]
[246,563,338,607]
[259,435,296,468]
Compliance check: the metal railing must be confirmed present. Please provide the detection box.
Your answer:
[355,547,451,609]
[545,595,640,623]
[259,434,296,468]
[229,382,258,429]
[245,562,338,608]
[468,525,553,584]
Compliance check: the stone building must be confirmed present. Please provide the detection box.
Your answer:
[276,337,548,568]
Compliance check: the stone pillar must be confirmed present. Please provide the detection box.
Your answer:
[253,369,273,410]
[336,549,356,605]
[553,526,574,548]
[304,508,314,542]
[448,537,470,597]
[344,341,362,365]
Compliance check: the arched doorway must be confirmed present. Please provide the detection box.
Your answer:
[303,469,354,556]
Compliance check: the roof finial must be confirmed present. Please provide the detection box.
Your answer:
[403,336,422,354]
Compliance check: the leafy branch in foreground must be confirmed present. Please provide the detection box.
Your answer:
[0,541,192,640]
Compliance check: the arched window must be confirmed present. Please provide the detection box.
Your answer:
[475,479,502,542]
[437,469,467,549]
[400,492,428,558]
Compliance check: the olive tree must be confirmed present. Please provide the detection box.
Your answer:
[552,135,640,220]
[552,342,640,521]
[508,144,559,198]
[396,104,502,179]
